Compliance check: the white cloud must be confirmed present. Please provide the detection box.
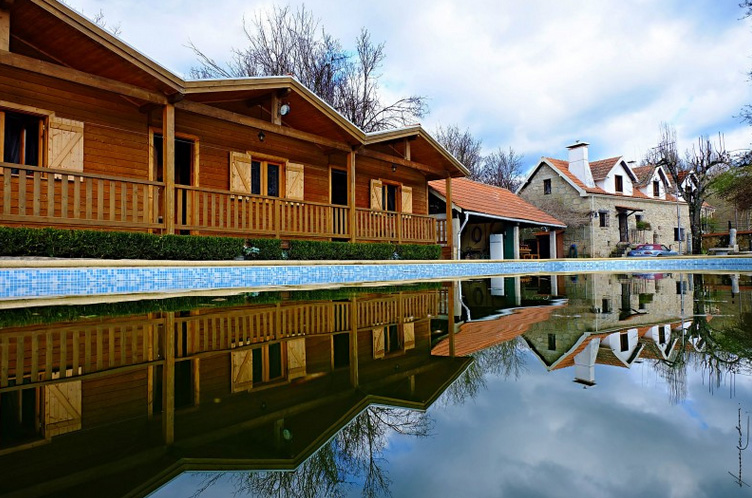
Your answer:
[69,0,752,164]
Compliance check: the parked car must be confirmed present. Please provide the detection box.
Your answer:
[627,244,678,257]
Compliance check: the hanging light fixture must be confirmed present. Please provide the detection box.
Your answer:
[258,130,266,142]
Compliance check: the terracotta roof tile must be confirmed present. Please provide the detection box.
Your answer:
[543,158,608,194]
[429,177,565,227]
[589,157,621,180]
[431,304,566,357]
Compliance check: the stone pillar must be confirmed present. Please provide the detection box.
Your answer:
[549,231,557,259]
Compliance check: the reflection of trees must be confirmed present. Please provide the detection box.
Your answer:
[441,337,527,406]
[655,274,752,402]
[193,407,430,498]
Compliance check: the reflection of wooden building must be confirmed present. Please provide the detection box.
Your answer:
[0,288,470,497]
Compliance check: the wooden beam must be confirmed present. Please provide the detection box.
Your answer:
[404,138,411,161]
[357,147,446,177]
[348,151,356,243]
[445,176,454,259]
[163,104,175,234]
[0,8,9,52]
[270,92,281,125]
[174,99,352,152]
[162,312,175,444]
[0,51,168,104]
[349,297,359,387]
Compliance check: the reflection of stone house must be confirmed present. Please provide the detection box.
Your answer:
[429,178,565,259]
[518,142,692,257]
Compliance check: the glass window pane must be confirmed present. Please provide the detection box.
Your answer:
[267,163,280,197]
[251,161,261,195]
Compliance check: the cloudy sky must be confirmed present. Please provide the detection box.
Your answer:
[69,0,752,170]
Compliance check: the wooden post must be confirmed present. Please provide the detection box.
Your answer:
[348,151,356,243]
[162,312,175,444]
[163,104,176,234]
[404,139,411,161]
[271,93,281,125]
[349,297,359,387]
[444,176,454,259]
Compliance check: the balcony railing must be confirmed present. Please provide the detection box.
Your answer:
[0,162,164,230]
[1,162,437,244]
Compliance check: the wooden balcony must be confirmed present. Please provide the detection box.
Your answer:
[0,162,438,244]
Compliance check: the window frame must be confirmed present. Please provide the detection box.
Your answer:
[614,174,624,193]
[0,103,51,171]
[543,178,552,195]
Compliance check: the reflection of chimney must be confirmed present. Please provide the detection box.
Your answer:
[574,337,600,386]
[566,141,595,188]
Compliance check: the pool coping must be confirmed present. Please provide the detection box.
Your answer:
[1,256,751,307]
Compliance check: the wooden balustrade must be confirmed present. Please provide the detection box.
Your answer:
[1,162,435,243]
[0,162,164,230]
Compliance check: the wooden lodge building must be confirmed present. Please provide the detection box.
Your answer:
[0,286,470,496]
[0,0,468,253]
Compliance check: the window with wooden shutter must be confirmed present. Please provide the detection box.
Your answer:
[47,116,83,173]
[403,322,415,350]
[44,380,82,437]
[230,151,252,194]
[285,162,305,200]
[287,338,307,380]
[401,186,413,213]
[370,179,383,210]
[372,327,385,359]
[231,349,254,392]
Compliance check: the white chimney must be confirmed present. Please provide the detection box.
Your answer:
[566,141,595,188]
[574,337,600,386]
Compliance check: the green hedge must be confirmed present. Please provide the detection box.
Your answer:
[0,227,439,261]
[0,227,246,260]
[286,240,441,260]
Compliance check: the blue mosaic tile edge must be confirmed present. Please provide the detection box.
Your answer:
[1,258,751,300]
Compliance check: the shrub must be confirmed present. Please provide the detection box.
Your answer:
[287,240,394,260]
[244,238,284,260]
[395,244,442,260]
[0,227,244,260]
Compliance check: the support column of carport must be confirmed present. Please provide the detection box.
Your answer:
[512,224,520,259]
[549,230,557,259]
[445,176,454,259]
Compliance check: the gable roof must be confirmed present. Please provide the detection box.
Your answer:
[542,158,607,194]
[429,177,566,227]
[589,157,621,181]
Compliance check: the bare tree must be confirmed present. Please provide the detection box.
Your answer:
[481,147,524,191]
[188,6,427,132]
[647,123,730,254]
[92,9,122,36]
[742,1,752,124]
[434,124,484,180]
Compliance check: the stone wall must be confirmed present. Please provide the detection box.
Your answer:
[520,162,691,257]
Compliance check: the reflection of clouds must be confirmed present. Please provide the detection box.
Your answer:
[384,352,752,498]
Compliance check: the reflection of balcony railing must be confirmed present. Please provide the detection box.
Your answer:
[0,162,164,230]
[0,291,440,388]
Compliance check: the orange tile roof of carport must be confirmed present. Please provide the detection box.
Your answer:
[429,177,566,227]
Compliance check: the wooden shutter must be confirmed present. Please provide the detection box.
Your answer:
[44,380,82,437]
[48,116,84,172]
[287,338,307,380]
[370,179,383,210]
[285,162,305,200]
[372,327,385,359]
[404,322,415,350]
[230,152,252,194]
[231,350,254,392]
[401,186,413,214]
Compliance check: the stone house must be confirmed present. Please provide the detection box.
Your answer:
[517,142,692,257]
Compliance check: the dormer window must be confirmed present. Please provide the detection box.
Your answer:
[653,180,660,197]
[614,175,623,193]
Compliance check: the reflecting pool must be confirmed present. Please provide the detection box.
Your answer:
[1,272,751,497]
